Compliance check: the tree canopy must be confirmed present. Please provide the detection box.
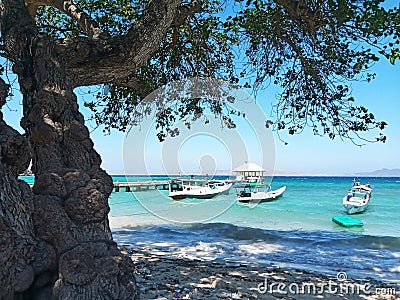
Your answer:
[2,0,395,144]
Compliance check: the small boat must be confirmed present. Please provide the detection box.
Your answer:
[342,182,372,214]
[234,183,286,203]
[169,179,232,200]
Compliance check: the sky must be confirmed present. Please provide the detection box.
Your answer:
[2,57,400,176]
[271,58,400,175]
[124,59,400,176]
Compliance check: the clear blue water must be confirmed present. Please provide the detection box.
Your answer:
[109,176,399,237]
[20,175,400,283]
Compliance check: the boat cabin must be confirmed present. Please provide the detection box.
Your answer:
[169,178,207,193]
[348,184,372,200]
[233,162,265,183]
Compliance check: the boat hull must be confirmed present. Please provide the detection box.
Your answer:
[169,180,232,200]
[170,194,187,200]
[237,186,286,203]
[343,201,369,214]
[170,190,228,199]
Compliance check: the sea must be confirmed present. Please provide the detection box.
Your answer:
[19,175,400,283]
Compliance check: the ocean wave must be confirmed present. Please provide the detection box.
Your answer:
[184,223,400,251]
[114,222,400,252]
[112,222,400,282]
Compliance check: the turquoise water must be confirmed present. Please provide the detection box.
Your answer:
[109,176,400,282]
[109,176,399,237]
[19,175,400,282]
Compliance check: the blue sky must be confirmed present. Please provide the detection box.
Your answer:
[266,58,400,175]
[2,57,399,176]
[272,58,400,175]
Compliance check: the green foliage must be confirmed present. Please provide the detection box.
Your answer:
[33,0,400,143]
[35,0,140,37]
[223,0,396,143]
[83,1,239,136]
[390,48,400,65]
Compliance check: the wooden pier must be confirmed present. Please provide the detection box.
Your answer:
[113,181,170,192]
[26,181,170,192]
[27,179,235,192]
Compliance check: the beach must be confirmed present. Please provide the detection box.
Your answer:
[127,245,399,299]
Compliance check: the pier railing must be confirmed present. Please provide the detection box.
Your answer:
[27,179,235,192]
[113,181,170,192]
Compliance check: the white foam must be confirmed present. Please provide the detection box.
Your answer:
[392,252,400,258]
[238,243,284,254]
[389,266,400,273]
[152,242,179,247]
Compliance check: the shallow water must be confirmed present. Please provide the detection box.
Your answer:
[113,223,400,282]
[109,176,400,237]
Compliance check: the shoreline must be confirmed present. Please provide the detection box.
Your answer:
[125,246,399,299]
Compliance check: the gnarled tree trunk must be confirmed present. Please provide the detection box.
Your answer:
[0,78,55,298]
[10,35,138,299]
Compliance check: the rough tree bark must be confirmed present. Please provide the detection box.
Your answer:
[0,78,56,299]
[1,0,138,299]
[14,36,138,299]
[0,0,202,298]
[1,30,139,300]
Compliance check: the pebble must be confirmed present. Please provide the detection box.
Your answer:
[130,248,394,300]
[143,267,151,274]
[212,278,228,289]
[199,277,212,284]
[136,277,145,283]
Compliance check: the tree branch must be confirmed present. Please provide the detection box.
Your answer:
[0,0,37,61]
[172,0,202,26]
[274,0,322,33]
[25,0,101,38]
[56,0,203,88]
[112,75,153,98]
[0,77,10,107]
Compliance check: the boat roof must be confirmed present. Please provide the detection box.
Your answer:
[234,182,265,188]
[170,178,206,183]
[170,178,227,183]
[351,184,372,191]
[353,182,371,187]
[233,162,265,172]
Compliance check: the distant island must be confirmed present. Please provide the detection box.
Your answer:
[354,168,400,177]
[274,168,400,177]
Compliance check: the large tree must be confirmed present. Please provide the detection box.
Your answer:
[0,0,398,299]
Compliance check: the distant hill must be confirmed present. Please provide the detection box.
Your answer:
[355,168,400,177]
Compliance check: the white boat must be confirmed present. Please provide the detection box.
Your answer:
[169,179,232,200]
[342,182,372,214]
[234,183,286,203]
